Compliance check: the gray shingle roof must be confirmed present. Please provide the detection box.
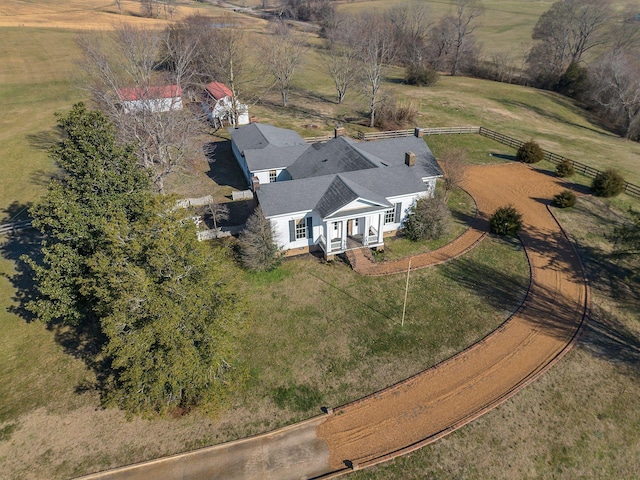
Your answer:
[258,166,425,218]
[245,144,310,171]
[287,137,380,179]
[258,176,334,217]
[354,136,443,179]
[229,123,307,153]
[315,175,391,218]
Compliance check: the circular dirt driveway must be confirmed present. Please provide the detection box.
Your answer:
[79,163,589,480]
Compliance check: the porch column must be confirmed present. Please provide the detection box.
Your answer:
[341,219,347,250]
[324,221,330,253]
[377,213,384,244]
[363,216,370,246]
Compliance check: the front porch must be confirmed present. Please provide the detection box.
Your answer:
[318,210,386,258]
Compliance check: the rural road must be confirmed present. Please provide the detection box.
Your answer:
[79,162,589,479]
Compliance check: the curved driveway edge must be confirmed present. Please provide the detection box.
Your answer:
[78,163,589,480]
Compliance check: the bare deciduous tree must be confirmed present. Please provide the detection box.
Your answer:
[449,0,484,76]
[354,13,397,128]
[438,147,468,200]
[324,15,359,104]
[78,24,200,193]
[388,3,432,69]
[589,50,640,139]
[426,16,456,72]
[260,21,305,107]
[528,0,611,85]
[208,201,230,231]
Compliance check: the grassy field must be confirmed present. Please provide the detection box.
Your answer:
[1,1,640,479]
[0,233,529,479]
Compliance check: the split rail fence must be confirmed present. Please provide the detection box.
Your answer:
[354,126,640,198]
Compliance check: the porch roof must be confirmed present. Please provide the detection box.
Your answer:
[315,175,391,218]
[324,204,389,220]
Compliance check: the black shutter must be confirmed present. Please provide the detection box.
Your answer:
[289,220,296,242]
[394,202,402,223]
[306,216,313,240]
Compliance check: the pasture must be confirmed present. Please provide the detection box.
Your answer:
[0,1,639,479]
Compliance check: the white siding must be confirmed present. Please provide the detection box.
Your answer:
[382,192,427,233]
[231,141,252,187]
[253,168,291,185]
[268,211,321,250]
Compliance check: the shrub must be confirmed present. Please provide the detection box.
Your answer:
[402,196,451,241]
[238,207,283,271]
[592,169,626,197]
[555,158,575,177]
[489,205,523,236]
[375,96,418,130]
[552,190,577,208]
[517,141,544,164]
[405,63,438,87]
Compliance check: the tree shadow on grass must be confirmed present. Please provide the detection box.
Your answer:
[0,204,40,323]
[26,128,60,152]
[0,213,111,397]
[579,304,640,372]
[440,242,530,314]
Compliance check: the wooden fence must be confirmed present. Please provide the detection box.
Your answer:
[354,125,640,199]
[0,219,32,236]
[356,126,480,140]
[478,127,640,198]
[303,134,333,143]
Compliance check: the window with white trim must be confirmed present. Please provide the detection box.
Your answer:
[269,170,277,183]
[384,208,395,224]
[295,219,307,239]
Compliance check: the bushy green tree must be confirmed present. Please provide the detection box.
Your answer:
[517,140,544,164]
[555,62,589,98]
[552,189,577,208]
[402,196,451,241]
[26,103,246,414]
[26,103,152,327]
[556,158,575,177]
[592,169,625,197]
[489,205,523,236]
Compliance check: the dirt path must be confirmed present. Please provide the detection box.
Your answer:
[78,163,588,479]
[317,162,588,472]
[345,200,488,276]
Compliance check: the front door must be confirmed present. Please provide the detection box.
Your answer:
[332,221,342,241]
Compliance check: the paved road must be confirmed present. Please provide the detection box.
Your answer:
[79,163,588,480]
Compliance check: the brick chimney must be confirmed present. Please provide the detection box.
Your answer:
[249,116,258,124]
[335,124,345,138]
[405,151,416,167]
[414,127,424,138]
[252,175,260,191]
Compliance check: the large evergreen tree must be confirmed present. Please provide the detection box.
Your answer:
[26,104,246,413]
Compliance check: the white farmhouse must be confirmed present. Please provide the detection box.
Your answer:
[229,124,442,259]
